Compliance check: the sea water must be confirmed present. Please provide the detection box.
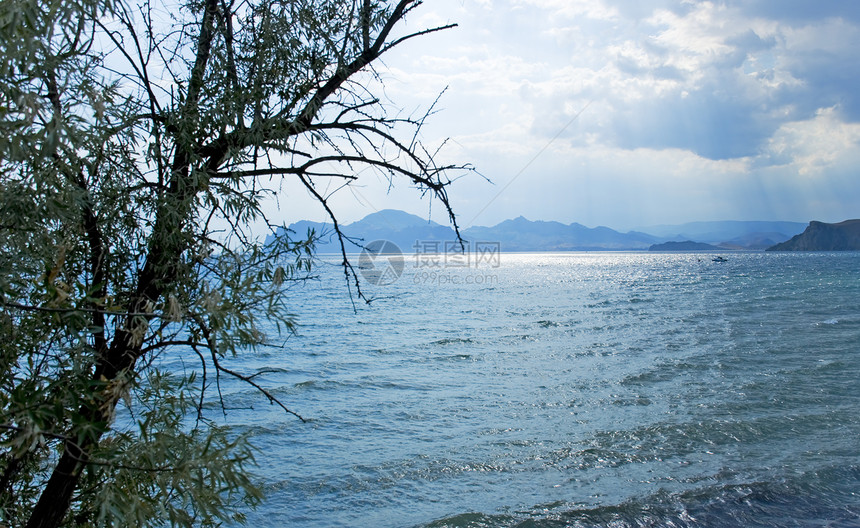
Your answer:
[208,252,860,527]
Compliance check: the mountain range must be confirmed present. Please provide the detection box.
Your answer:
[272,210,809,252]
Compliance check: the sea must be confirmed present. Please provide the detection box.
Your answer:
[208,251,860,527]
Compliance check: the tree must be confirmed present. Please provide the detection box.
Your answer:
[0,0,466,525]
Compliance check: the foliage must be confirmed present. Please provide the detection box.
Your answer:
[0,0,466,525]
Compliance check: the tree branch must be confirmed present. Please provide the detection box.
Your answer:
[191,314,306,422]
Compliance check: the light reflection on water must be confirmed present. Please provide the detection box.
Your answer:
[168,252,860,527]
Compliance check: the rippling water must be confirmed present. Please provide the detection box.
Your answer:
[208,252,860,527]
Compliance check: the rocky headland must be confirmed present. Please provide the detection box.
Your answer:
[767,220,860,251]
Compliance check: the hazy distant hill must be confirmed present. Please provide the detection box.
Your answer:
[461,216,660,251]
[635,220,806,248]
[269,210,456,252]
[271,211,810,252]
[273,210,661,252]
[767,220,860,251]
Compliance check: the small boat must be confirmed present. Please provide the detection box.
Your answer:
[712,256,728,262]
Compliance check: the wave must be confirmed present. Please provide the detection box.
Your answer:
[417,465,860,528]
[432,337,476,346]
[432,353,474,362]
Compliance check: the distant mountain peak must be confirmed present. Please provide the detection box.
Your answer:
[273,210,813,252]
[353,209,438,230]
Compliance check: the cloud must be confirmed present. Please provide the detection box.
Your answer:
[734,0,860,23]
[777,18,860,120]
[513,0,621,21]
[281,1,860,227]
[759,106,860,174]
[495,1,860,162]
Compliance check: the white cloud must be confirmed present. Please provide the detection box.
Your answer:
[512,0,621,21]
[761,106,860,176]
[646,3,738,75]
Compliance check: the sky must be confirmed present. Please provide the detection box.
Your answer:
[280,0,860,231]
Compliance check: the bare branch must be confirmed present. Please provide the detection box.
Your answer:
[191,314,306,422]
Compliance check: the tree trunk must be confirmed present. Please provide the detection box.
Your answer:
[24,326,139,527]
[24,442,93,528]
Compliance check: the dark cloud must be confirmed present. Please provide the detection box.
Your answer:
[733,0,860,23]
[723,30,777,68]
[726,30,774,53]
[782,47,860,121]
[599,1,860,158]
[480,1,860,161]
[610,92,777,160]
[606,0,860,23]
